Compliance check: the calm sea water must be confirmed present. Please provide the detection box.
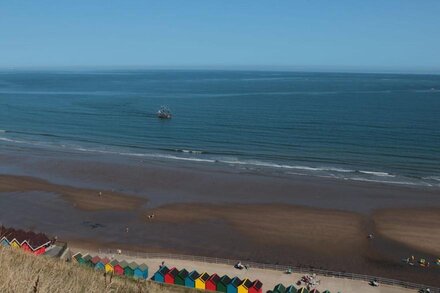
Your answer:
[1,70,439,187]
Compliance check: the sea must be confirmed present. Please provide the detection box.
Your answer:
[0,70,439,187]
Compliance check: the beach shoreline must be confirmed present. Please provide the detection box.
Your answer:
[1,150,439,286]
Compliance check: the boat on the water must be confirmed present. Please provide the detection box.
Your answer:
[157,106,172,119]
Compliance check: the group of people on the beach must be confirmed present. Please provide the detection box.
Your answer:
[401,255,439,268]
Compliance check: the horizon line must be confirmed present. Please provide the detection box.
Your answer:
[1,65,440,75]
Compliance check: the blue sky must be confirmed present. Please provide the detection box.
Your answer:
[1,1,439,72]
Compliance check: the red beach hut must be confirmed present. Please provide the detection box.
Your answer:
[113,261,125,276]
[206,273,220,291]
[91,256,101,267]
[249,280,263,293]
[165,267,179,284]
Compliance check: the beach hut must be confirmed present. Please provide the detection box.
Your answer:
[0,237,10,247]
[28,233,51,255]
[174,269,189,286]
[106,260,118,274]
[165,267,179,284]
[96,257,110,271]
[285,285,298,293]
[238,278,253,293]
[91,256,101,269]
[273,283,286,293]
[153,266,169,283]
[124,261,138,277]
[322,291,331,293]
[309,289,319,293]
[82,254,94,267]
[227,277,242,293]
[206,273,220,291]
[134,264,148,279]
[195,272,210,290]
[21,241,33,253]
[113,260,126,276]
[217,275,232,293]
[249,280,263,293]
[185,270,200,288]
[297,288,309,293]
[72,252,83,263]
[9,238,21,249]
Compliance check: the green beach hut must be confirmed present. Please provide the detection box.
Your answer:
[286,285,298,293]
[217,275,231,293]
[124,261,138,277]
[273,283,286,293]
[82,254,93,267]
[297,288,309,293]
[72,252,83,263]
[174,269,189,286]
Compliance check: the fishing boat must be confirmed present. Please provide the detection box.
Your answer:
[157,106,172,119]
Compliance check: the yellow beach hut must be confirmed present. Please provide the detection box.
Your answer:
[238,279,253,293]
[195,272,210,290]
[106,260,118,274]
[10,238,21,249]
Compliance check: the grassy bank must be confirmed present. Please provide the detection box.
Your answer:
[0,247,194,293]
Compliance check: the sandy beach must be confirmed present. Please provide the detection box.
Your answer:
[0,151,439,287]
[0,174,146,211]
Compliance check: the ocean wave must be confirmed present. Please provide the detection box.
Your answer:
[358,170,395,177]
[1,135,438,188]
[174,149,204,154]
[220,159,354,173]
[0,137,25,143]
[348,177,431,187]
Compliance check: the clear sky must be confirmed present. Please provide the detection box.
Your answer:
[1,1,439,73]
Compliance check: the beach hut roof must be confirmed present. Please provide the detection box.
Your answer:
[309,290,320,293]
[198,272,210,282]
[286,285,298,293]
[177,268,189,279]
[167,267,179,277]
[298,288,309,293]
[230,277,242,287]
[322,291,330,293]
[82,254,92,261]
[158,266,169,275]
[100,257,110,265]
[208,273,220,283]
[128,261,138,270]
[252,280,263,290]
[188,270,200,280]
[137,264,148,271]
[27,233,51,249]
[274,283,286,292]
[219,275,231,285]
[73,252,83,261]
[241,279,253,288]
[91,256,101,264]
[2,228,18,242]
[110,259,119,266]
[119,260,129,268]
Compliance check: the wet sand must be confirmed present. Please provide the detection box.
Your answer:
[373,208,440,256]
[0,150,439,286]
[0,175,147,211]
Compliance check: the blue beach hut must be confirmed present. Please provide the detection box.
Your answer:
[185,270,200,288]
[1,237,10,247]
[153,266,169,283]
[227,277,242,293]
[134,264,148,279]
